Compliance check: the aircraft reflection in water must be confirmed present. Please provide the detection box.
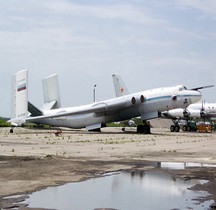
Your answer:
[25,169,211,210]
[9,70,202,134]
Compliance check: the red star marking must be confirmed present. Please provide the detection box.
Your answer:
[120,88,124,93]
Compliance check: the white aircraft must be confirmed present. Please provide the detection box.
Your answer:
[162,102,216,132]
[112,74,214,132]
[8,69,202,134]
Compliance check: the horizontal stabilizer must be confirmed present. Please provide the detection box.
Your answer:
[28,101,43,117]
[8,118,26,126]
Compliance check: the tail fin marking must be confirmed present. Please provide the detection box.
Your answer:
[10,69,28,125]
[112,73,129,97]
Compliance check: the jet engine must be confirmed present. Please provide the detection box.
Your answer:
[131,95,145,105]
[171,95,177,101]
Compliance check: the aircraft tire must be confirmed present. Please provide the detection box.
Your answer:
[137,125,144,134]
[143,124,151,134]
[187,126,191,132]
[137,125,151,134]
[10,128,13,133]
[175,125,180,132]
[170,125,175,132]
[182,125,187,132]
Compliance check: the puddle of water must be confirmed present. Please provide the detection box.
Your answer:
[24,170,213,210]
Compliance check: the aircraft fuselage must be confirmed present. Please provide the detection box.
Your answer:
[30,85,201,129]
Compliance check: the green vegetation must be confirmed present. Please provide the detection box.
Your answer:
[0,117,11,127]
[107,122,125,127]
[0,117,51,129]
[107,118,143,127]
[22,123,51,129]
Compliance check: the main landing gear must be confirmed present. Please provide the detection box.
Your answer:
[170,124,180,132]
[170,119,181,132]
[136,121,151,134]
[170,120,197,132]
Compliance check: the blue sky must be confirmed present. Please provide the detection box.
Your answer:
[0,0,216,117]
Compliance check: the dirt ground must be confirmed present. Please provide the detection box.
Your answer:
[0,127,216,209]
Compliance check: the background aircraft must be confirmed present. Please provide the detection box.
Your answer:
[9,69,201,134]
[162,102,216,132]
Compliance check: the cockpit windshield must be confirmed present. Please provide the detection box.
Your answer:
[179,86,187,91]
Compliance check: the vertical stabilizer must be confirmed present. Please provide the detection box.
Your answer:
[112,73,129,97]
[42,74,61,110]
[10,69,28,125]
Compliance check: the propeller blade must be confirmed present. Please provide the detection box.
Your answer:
[191,85,214,91]
[201,100,204,111]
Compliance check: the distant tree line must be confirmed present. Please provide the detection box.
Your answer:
[0,117,11,127]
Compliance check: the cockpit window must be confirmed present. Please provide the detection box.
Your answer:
[179,86,187,91]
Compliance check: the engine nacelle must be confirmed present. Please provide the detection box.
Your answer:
[171,95,177,101]
[131,95,145,105]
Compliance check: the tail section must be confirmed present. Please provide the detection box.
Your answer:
[41,74,61,110]
[9,69,28,125]
[112,73,129,97]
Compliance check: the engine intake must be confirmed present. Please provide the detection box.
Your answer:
[131,97,136,104]
[140,95,145,103]
[171,95,177,101]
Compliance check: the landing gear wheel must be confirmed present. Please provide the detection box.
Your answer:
[182,125,187,132]
[137,124,151,134]
[187,126,191,132]
[10,128,14,133]
[137,125,144,134]
[143,124,151,134]
[170,125,175,132]
[175,125,180,132]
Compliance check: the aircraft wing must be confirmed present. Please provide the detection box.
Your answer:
[191,85,214,91]
[202,112,216,119]
[25,98,129,122]
[161,112,178,120]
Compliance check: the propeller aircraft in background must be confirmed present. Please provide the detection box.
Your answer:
[162,101,216,132]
